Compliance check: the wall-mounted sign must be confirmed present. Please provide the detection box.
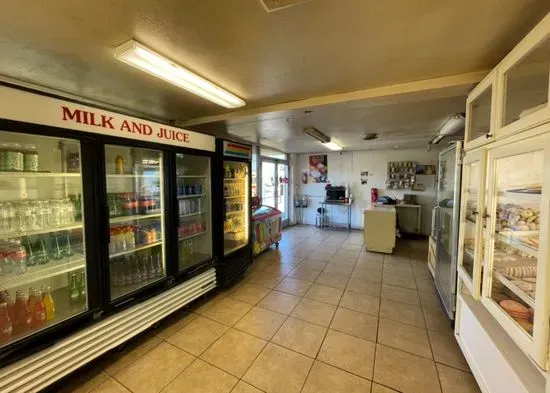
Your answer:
[308,154,328,183]
[0,85,216,151]
[223,140,252,159]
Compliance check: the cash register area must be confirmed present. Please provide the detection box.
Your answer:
[59,225,478,393]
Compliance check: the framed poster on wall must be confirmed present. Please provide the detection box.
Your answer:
[308,154,328,183]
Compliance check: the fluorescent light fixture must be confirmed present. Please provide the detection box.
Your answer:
[322,141,343,151]
[114,40,245,109]
[430,113,465,144]
[303,127,331,143]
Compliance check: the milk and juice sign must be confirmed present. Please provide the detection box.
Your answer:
[0,85,215,152]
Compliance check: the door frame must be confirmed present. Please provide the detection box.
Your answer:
[259,157,289,227]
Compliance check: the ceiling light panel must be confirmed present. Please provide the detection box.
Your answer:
[114,40,245,109]
[322,141,343,151]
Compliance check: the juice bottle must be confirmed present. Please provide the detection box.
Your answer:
[0,302,12,343]
[13,290,31,334]
[31,291,46,328]
[115,155,124,174]
[43,286,55,321]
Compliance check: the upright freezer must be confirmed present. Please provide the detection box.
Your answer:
[433,141,463,320]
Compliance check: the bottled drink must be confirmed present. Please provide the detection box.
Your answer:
[1,291,15,322]
[129,256,141,284]
[43,286,55,322]
[13,290,31,334]
[27,287,37,314]
[115,155,124,174]
[79,271,87,304]
[0,302,13,343]
[69,274,80,306]
[23,144,39,172]
[138,255,148,281]
[31,291,46,328]
[125,226,135,250]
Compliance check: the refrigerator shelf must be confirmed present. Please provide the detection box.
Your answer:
[0,256,85,290]
[106,174,159,178]
[224,194,246,199]
[177,194,205,199]
[178,231,207,241]
[177,175,207,178]
[493,270,535,308]
[0,223,83,241]
[180,211,205,219]
[0,171,81,178]
[224,178,245,182]
[109,241,162,259]
[110,213,162,223]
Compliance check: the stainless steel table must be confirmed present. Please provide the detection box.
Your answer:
[319,200,352,231]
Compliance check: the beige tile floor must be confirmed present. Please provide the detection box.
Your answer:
[59,226,481,393]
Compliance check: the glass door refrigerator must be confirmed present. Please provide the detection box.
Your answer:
[215,140,253,287]
[102,142,171,307]
[434,141,463,320]
[0,127,100,365]
[174,152,214,280]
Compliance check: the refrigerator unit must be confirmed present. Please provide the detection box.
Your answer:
[216,140,253,287]
[0,84,217,376]
[433,141,463,320]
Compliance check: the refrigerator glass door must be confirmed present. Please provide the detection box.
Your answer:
[176,154,212,272]
[461,160,482,284]
[223,160,250,256]
[105,145,166,301]
[435,144,461,317]
[0,131,88,348]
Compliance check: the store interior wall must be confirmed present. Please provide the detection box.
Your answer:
[293,148,441,235]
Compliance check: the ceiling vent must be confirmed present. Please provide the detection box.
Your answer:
[362,133,378,141]
[258,0,312,12]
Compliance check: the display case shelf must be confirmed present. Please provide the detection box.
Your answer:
[0,223,83,241]
[224,178,244,182]
[110,213,162,223]
[177,194,205,199]
[497,232,539,257]
[109,241,162,259]
[0,171,81,178]
[498,190,541,202]
[178,231,207,241]
[493,270,535,308]
[0,256,86,290]
[225,194,246,199]
[111,276,163,300]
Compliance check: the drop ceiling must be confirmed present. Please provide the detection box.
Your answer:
[0,0,548,123]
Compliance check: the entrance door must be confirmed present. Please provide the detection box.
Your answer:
[261,159,289,227]
[277,163,289,224]
[261,161,276,208]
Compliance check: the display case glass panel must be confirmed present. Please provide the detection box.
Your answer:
[503,37,550,127]
[105,145,165,301]
[461,161,481,282]
[0,131,87,348]
[176,154,212,272]
[487,149,543,337]
[223,161,249,256]
[469,87,493,141]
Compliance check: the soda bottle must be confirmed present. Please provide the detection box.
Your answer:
[79,271,87,304]
[130,256,141,284]
[27,287,37,313]
[69,273,80,306]
[2,292,15,322]
[43,286,55,321]
[0,302,13,343]
[138,255,148,281]
[13,290,31,334]
[31,291,46,328]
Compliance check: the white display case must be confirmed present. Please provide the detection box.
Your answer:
[496,13,550,139]
[465,72,497,149]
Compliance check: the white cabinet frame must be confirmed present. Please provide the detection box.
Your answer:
[465,72,498,150]
[481,133,550,369]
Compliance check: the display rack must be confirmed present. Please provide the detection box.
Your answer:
[385,161,416,189]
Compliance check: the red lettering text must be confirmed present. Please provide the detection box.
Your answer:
[101,115,115,129]
[62,106,82,123]
[120,120,131,132]
[131,122,142,134]
[142,124,153,135]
